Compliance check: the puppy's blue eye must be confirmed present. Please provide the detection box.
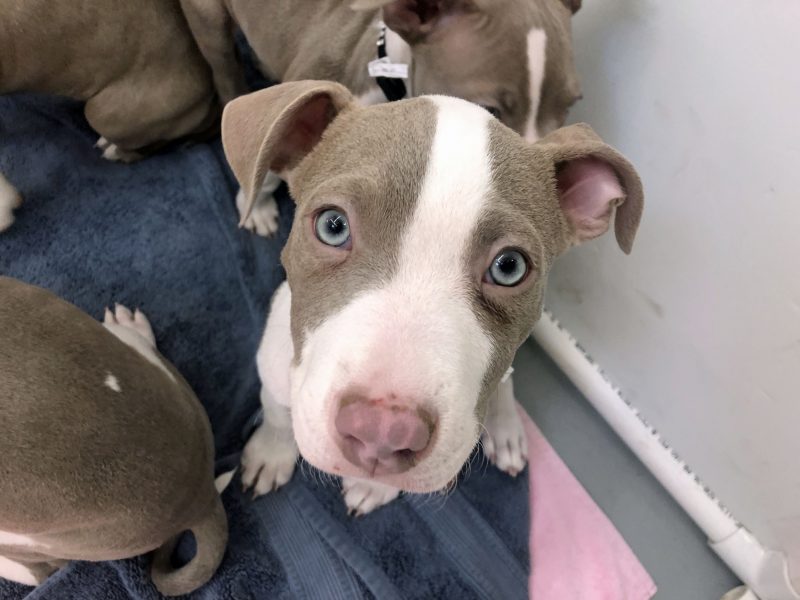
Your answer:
[315,208,350,247]
[488,249,528,287]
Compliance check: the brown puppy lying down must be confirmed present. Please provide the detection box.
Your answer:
[0,0,220,230]
[0,278,227,596]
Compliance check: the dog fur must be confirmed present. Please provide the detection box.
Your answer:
[0,278,227,596]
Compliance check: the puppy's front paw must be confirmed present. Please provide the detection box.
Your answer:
[241,423,298,496]
[481,409,528,477]
[0,175,22,232]
[341,477,400,516]
[236,188,280,237]
[95,137,142,163]
[104,304,156,348]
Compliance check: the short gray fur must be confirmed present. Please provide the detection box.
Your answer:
[515,339,741,600]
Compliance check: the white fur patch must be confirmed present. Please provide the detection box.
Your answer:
[256,282,293,410]
[0,172,22,232]
[0,555,38,586]
[0,531,40,547]
[290,97,495,492]
[524,28,547,142]
[104,373,121,393]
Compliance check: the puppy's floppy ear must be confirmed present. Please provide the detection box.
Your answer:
[221,80,355,223]
[537,123,644,254]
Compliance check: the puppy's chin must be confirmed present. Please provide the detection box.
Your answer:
[293,409,480,494]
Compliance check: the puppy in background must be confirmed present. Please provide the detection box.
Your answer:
[0,278,227,596]
[180,0,584,235]
[0,0,220,231]
[220,81,643,514]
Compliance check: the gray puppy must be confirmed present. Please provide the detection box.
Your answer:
[0,0,220,230]
[0,278,227,596]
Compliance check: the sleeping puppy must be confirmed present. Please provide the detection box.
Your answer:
[180,0,584,236]
[0,0,219,231]
[0,278,227,596]
[220,81,644,514]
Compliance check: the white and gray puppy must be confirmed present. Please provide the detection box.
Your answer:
[180,0,583,236]
[222,81,643,514]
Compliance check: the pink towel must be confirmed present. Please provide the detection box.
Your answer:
[522,407,657,600]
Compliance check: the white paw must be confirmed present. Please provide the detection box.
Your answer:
[481,409,528,477]
[214,470,236,493]
[240,423,298,496]
[103,304,156,348]
[0,174,22,232]
[236,188,280,237]
[95,137,141,163]
[341,477,400,516]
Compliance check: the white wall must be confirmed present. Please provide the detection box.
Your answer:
[548,0,800,584]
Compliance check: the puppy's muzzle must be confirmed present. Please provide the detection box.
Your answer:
[334,394,436,475]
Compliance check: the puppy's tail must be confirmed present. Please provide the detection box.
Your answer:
[150,494,228,596]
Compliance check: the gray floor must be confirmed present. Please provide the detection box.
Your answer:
[514,339,742,600]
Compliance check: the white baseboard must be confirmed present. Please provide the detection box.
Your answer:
[531,310,799,600]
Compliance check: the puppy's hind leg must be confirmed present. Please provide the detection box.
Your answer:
[0,172,22,232]
[103,304,156,348]
[102,304,176,381]
[83,57,218,163]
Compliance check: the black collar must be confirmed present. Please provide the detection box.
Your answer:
[374,25,407,102]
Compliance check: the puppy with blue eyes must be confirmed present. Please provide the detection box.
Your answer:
[222,80,643,514]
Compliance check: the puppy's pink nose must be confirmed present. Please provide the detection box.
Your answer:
[335,397,434,475]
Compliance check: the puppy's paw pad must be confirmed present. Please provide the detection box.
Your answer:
[241,428,298,497]
[341,478,400,516]
[105,304,156,347]
[236,189,280,237]
[481,412,528,477]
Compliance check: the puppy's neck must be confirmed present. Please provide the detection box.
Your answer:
[383,27,412,70]
[351,21,412,105]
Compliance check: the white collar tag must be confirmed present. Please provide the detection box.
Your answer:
[368,57,409,79]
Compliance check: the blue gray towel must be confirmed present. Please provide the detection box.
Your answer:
[0,91,529,599]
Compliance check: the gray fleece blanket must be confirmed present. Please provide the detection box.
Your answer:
[0,90,529,599]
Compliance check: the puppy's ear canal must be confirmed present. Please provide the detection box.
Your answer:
[221,80,354,224]
[538,123,644,254]
[366,0,476,44]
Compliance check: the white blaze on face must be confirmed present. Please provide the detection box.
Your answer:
[290,96,496,492]
[524,28,548,142]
